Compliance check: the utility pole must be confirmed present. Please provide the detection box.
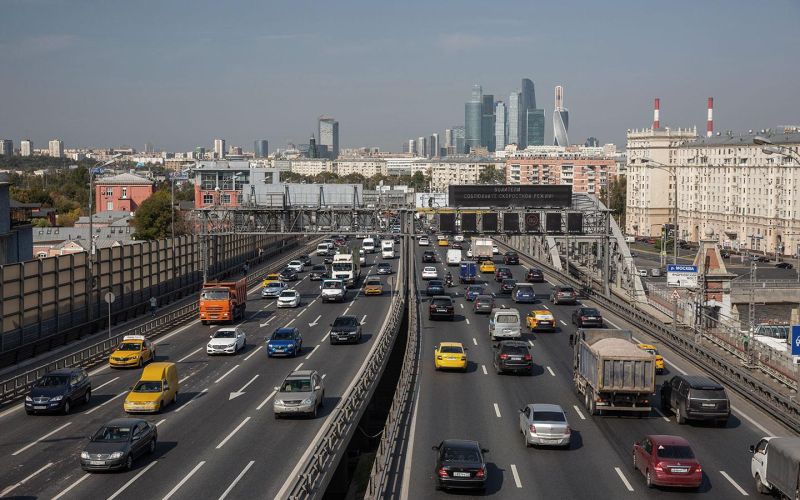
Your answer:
[603,209,611,297]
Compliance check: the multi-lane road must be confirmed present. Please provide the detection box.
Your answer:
[0,239,402,500]
[400,238,793,499]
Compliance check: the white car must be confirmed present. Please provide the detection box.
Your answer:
[419,237,430,246]
[466,248,473,258]
[492,245,500,255]
[421,266,438,280]
[207,327,246,355]
[277,289,301,308]
[287,260,304,272]
[454,234,464,242]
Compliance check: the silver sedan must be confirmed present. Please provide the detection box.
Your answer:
[519,403,571,448]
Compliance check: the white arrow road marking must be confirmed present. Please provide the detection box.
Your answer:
[361,314,367,324]
[259,317,274,328]
[308,315,322,327]
[229,375,259,400]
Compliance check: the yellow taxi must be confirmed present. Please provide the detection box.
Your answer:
[262,273,282,287]
[437,238,449,247]
[637,344,665,373]
[479,260,496,273]
[434,342,467,371]
[526,310,556,332]
[364,277,384,296]
[109,335,156,368]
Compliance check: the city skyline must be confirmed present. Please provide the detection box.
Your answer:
[1,1,798,152]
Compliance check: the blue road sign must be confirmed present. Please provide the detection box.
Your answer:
[791,325,800,356]
[666,264,698,273]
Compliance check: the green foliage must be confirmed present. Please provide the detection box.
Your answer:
[132,190,187,240]
[478,165,506,184]
[607,176,627,227]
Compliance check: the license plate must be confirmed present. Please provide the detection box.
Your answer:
[89,460,105,465]
[511,356,522,361]
[437,309,447,312]
[453,472,470,477]
[34,405,46,410]
[503,329,511,333]
[671,467,689,473]
[702,403,715,408]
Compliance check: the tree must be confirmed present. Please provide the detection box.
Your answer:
[607,177,627,228]
[313,171,339,184]
[132,190,187,240]
[478,165,506,184]
[280,172,309,183]
[172,181,196,202]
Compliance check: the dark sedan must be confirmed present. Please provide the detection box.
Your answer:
[451,241,463,249]
[503,251,519,265]
[433,439,488,492]
[473,294,495,314]
[81,418,156,471]
[297,254,311,264]
[526,268,545,283]
[279,268,299,281]
[494,267,513,282]
[308,264,329,281]
[465,285,485,301]
[500,278,517,294]
[426,279,445,296]
[422,251,437,263]
[329,315,363,344]
[429,296,455,320]
[572,307,603,328]
[376,262,393,274]
[26,368,91,415]
[776,262,794,269]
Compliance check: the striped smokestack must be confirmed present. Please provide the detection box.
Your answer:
[653,98,660,130]
[707,97,714,137]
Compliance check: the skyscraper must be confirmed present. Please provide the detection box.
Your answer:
[495,101,506,150]
[507,92,521,146]
[214,138,226,159]
[408,139,416,155]
[452,126,465,154]
[254,139,269,158]
[430,133,440,158]
[553,85,570,146]
[444,129,453,152]
[318,116,339,159]
[20,139,32,157]
[48,139,64,158]
[308,135,317,158]
[465,84,483,153]
[0,139,12,156]
[418,136,427,158]
[526,109,545,146]
[520,78,536,148]
[481,94,495,151]
[585,137,599,147]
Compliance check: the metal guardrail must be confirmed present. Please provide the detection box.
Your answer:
[731,278,800,289]
[0,237,316,408]
[284,236,409,500]
[364,252,419,499]
[495,236,800,432]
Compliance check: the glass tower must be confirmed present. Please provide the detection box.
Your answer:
[318,116,339,159]
[254,139,269,158]
[526,109,545,146]
[465,84,483,153]
[507,92,521,147]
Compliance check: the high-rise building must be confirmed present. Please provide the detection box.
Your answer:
[444,129,453,152]
[214,138,226,159]
[520,79,536,148]
[20,139,32,157]
[0,139,12,156]
[481,94,495,151]
[430,133,440,158]
[144,142,154,153]
[495,101,507,150]
[254,139,269,158]
[318,116,339,159]
[408,139,416,155]
[553,85,570,146]
[452,126,465,155]
[229,145,243,156]
[526,109,545,146]
[507,92,521,146]
[48,139,64,158]
[308,135,317,158]
[465,84,483,153]
[195,147,206,159]
[418,136,427,158]
[585,137,599,147]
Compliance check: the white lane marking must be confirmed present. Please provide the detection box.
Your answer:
[481,365,488,375]
[162,460,206,500]
[93,376,120,391]
[652,406,670,422]
[559,320,567,326]
[546,366,555,377]
[322,373,327,379]
[614,467,634,492]
[256,390,277,410]
[663,356,688,375]
[460,303,464,309]
[218,460,255,500]
[720,470,749,496]
[465,318,470,325]
[472,338,477,346]
[343,306,351,314]
[528,340,534,347]
[259,317,275,327]
[510,464,522,488]
[321,332,330,342]
[244,348,261,361]
[178,374,192,384]
[215,364,240,384]
[12,422,71,456]
[216,417,251,449]
[285,318,296,327]
[308,314,322,327]
[107,460,158,500]
[297,308,306,317]
[733,407,772,435]
[493,403,501,418]
[294,362,304,371]
[178,346,203,362]
[52,473,91,500]
[543,304,549,310]
[305,344,320,360]
[156,419,166,426]
[399,387,421,500]
[0,461,53,496]
[229,375,259,400]
[361,314,367,324]
[572,405,586,420]
[545,279,554,285]
[86,390,128,415]
[175,388,208,413]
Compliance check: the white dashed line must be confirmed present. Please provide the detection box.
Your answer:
[107,460,158,500]
[244,348,261,361]
[256,390,277,410]
[460,303,464,309]
[510,464,522,488]
[86,391,127,415]
[614,467,634,492]
[216,417,251,449]
[493,403,501,418]
[162,461,206,500]
[465,318,470,325]
[572,405,586,420]
[361,314,367,324]
[156,419,166,426]
[546,366,555,377]
[305,345,320,360]
[218,460,255,500]
[175,388,208,413]
[559,320,567,326]
[0,461,53,496]
[719,470,749,496]
[481,365,488,375]
[285,319,296,327]
[52,473,90,500]
[472,338,478,346]
[179,374,192,384]
[215,365,240,384]
[543,304,549,309]
[528,340,534,347]
[178,347,204,362]
[294,362,304,371]
[93,376,120,391]
[12,422,72,456]
[653,406,670,422]
[733,407,772,435]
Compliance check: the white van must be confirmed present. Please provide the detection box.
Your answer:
[381,240,395,259]
[446,249,462,266]
[316,243,333,256]
[362,237,376,254]
[489,307,521,341]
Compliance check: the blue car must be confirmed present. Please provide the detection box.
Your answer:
[513,284,536,304]
[465,285,485,301]
[266,327,303,357]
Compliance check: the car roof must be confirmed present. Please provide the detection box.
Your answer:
[530,310,551,315]
[441,439,481,449]
[47,368,83,376]
[530,403,564,413]
[475,294,493,300]
[498,340,528,347]
[439,342,464,348]
[431,295,452,300]
[273,327,297,334]
[335,315,358,320]
[647,434,692,446]
[217,327,239,331]
[103,417,147,427]
[287,369,316,378]
[678,375,724,390]
[637,343,656,349]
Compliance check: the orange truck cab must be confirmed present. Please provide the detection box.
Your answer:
[199,278,247,324]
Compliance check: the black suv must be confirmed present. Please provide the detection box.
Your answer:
[429,296,454,320]
[660,375,730,426]
[500,278,517,294]
[526,268,544,283]
[309,264,329,281]
[492,341,532,375]
[422,251,437,263]
[503,251,519,265]
[26,368,92,415]
[329,315,363,345]
[494,267,513,282]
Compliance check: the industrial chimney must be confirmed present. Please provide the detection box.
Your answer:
[707,97,714,137]
[653,98,660,130]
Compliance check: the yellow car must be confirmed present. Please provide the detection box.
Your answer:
[526,310,555,332]
[262,273,282,287]
[638,343,665,373]
[438,238,449,247]
[124,362,179,413]
[109,335,156,368]
[364,277,384,296]
[434,342,467,371]
[479,260,495,273]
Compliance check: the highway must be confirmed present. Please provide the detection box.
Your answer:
[0,238,403,500]
[400,237,794,499]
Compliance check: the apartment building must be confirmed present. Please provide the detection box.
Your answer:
[504,145,618,195]
[414,157,503,192]
[334,158,387,177]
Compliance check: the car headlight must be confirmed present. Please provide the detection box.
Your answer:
[302,397,313,405]
[274,399,284,405]
[81,451,90,459]
[51,395,63,401]
[207,343,213,348]
[25,396,32,402]
[109,451,124,459]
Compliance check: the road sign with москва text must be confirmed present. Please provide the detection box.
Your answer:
[667,264,698,288]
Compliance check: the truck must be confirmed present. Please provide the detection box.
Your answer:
[332,251,360,288]
[446,249,462,266]
[751,436,800,497]
[381,239,395,259]
[471,237,493,261]
[571,328,655,415]
[199,278,247,324]
[320,279,347,303]
[459,261,477,284]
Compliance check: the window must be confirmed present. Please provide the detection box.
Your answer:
[221,193,231,204]
[121,187,127,198]
[203,193,213,205]
[104,187,113,196]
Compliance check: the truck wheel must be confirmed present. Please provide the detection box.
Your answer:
[588,392,597,415]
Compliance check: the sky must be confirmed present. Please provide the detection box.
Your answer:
[1,0,799,153]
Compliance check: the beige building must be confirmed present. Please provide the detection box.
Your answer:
[414,157,502,192]
[288,159,333,177]
[334,158,387,177]
[48,139,64,158]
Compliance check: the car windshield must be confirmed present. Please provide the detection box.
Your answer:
[442,447,480,463]
[559,287,575,293]
[502,345,528,355]
[37,375,69,387]
[581,308,599,316]
[201,290,229,300]
[323,282,342,289]
[214,330,236,338]
[432,299,451,306]
[267,283,283,289]
[117,342,142,351]
[642,348,657,356]
[312,265,326,271]
[656,445,695,459]
[332,263,351,271]
[468,286,483,293]
[279,291,296,298]
[367,280,381,286]
[533,411,565,422]
[503,279,516,285]
[440,346,463,354]
[429,280,443,287]
[281,269,293,275]
[424,267,436,272]
[272,330,295,340]
[333,317,358,327]
[133,381,162,393]
[690,389,727,399]
[93,426,132,442]
[282,379,312,393]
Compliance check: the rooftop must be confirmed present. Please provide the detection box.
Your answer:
[95,172,153,185]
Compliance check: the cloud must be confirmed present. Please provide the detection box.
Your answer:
[437,33,532,53]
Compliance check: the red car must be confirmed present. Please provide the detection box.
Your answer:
[632,435,702,489]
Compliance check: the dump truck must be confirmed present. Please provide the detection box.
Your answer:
[471,237,493,260]
[199,278,248,324]
[572,328,655,415]
[751,436,800,498]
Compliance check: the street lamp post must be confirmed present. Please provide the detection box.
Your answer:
[87,154,121,321]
